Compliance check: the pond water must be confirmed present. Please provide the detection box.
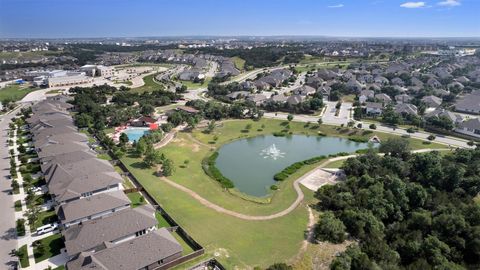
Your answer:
[123,127,150,142]
[215,135,371,197]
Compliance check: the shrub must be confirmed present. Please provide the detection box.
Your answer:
[270,185,279,190]
[274,156,326,181]
[202,152,234,189]
[467,140,475,146]
[406,127,416,133]
[16,219,25,236]
[401,134,411,138]
[369,123,377,130]
[427,134,436,141]
[348,136,369,143]
[272,131,286,137]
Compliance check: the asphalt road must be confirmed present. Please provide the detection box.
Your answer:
[0,106,21,269]
[263,111,472,149]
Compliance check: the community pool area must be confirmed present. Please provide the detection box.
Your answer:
[215,135,372,197]
[123,127,150,142]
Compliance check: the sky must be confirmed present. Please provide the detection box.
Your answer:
[0,0,479,38]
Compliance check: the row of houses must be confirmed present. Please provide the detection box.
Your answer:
[28,96,183,270]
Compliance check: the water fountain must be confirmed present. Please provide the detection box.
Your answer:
[260,144,286,160]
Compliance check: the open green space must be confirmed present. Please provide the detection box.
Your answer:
[0,84,39,103]
[33,233,65,263]
[180,77,212,89]
[231,56,246,70]
[130,73,165,93]
[32,210,58,232]
[126,192,146,207]
[17,244,29,268]
[322,159,346,169]
[119,118,447,268]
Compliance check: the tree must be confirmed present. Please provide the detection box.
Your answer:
[143,146,162,168]
[382,105,402,126]
[24,206,40,229]
[162,158,174,176]
[379,138,411,158]
[318,118,323,125]
[119,133,129,146]
[140,104,155,116]
[205,120,216,134]
[287,114,294,122]
[315,211,347,243]
[135,138,147,157]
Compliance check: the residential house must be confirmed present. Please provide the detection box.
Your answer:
[66,228,182,270]
[286,95,305,106]
[455,91,480,114]
[395,103,418,116]
[365,102,384,115]
[395,94,412,104]
[375,93,392,104]
[63,205,158,257]
[422,95,442,108]
[455,118,480,138]
[292,85,316,96]
[57,190,130,228]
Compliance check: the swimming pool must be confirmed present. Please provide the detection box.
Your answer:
[122,128,150,142]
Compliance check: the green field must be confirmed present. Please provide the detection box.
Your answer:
[323,159,346,168]
[231,56,246,70]
[0,84,38,102]
[119,118,446,268]
[180,77,212,90]
[130,73,165,93]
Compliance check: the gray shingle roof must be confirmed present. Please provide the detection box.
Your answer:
[57,190,130,224]
[63,205,158,256]
[66,228,182,270]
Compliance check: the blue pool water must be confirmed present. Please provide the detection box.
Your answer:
[123,128,150,142]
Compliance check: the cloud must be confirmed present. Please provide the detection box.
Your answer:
[328,4,344,8]
[400,2,426,8]
[438,0,461,6]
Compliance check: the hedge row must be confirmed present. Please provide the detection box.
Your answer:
[202,152,235,189]
[273,152,351,181]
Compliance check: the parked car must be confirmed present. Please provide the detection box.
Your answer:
[36,222,58,235]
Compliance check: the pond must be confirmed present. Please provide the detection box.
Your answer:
[215,135,371,197]
[123,127,150,142]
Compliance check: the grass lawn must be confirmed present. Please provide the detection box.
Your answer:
[231,56,245,70]
[0,84,38,102]
[32,210,58,232]
[53,265,65,270]
[14,200,22,211]
[130,73,165,93]
[172,231,195,256]
[97,153,112,160]
[180,77,212,90]
[323,159,346,169]
[155,211,172,228]
[18,244,29,268]
[119,118,447,268]
[33,233,65,263]
[126,192,146,207]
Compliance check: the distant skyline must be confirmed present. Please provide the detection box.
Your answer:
[0,0,479,38]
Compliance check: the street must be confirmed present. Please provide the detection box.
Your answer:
[0,107,21,269]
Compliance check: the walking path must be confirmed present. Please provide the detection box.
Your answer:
[159,148,448,221]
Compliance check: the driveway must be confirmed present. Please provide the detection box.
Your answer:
[0,107,22,269]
